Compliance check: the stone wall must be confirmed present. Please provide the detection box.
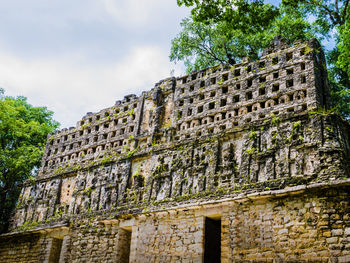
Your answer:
[0,234,49,263]
[1,37,350,262]
[11,38,350,232]
[2,184,349,262]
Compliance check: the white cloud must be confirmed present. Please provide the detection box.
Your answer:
[101,0,187,27]
[0,45,184,128]
[0,0,189,130]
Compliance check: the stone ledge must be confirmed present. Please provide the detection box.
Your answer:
[139,178,350,214]
[1,223,69,238]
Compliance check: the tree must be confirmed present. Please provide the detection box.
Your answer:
[170,4,316,73]
[173,0,350,117]
[281,0,350,116]
[177,0,279,32]
[338,22,350,78]
[0,89,59,233]
[170,18,272,73]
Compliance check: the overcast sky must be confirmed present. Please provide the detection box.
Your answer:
[0,0,190,128]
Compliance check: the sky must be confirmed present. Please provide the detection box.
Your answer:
[0,0,190,128]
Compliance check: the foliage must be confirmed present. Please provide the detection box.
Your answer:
[0,90,59,233]
[170,3,317,73]
[173,0,350,118]
[282,0,349,28]
[177,0,279,32]
[170,18,272,72]
[338,22,350,78]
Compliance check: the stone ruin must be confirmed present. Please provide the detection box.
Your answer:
[1,37,350,262]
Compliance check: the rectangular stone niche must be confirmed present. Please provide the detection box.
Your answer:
[117,227,132,263]
[204,217,221,263]
[48,238,63,263]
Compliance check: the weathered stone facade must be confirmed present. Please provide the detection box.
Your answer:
[1,37,350,262]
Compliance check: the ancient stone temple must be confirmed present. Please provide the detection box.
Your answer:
[1,37,350,263]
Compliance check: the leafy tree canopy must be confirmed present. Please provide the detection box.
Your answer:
[171,3,316,71]
[0,89,59,233]
[172,0,350,117]
[178,0,279,33]
[338,18,350,77]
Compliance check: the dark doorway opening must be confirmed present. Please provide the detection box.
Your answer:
[48,238,63,263]
[117,228,132,263]
[204,217,221,263]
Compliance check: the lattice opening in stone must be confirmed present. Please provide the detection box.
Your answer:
[259,87,266,95]
[187,108,192,116]
[246,91,253,100]
[198,105,203,113]
[301,75,306,83]
[209,102,215,110]
[247,105,252,113]
[272,83,280,92]
[247,79,253,87]
[272,57,278,64]
[220,99,227,107]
